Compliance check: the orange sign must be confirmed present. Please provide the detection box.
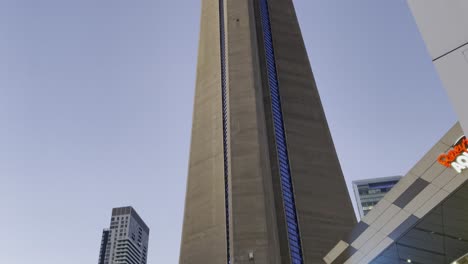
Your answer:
[438,136,468,173]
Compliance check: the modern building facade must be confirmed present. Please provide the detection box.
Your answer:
[98,229,111,264]
[454,253,468,264]
[324,123,468,264]
[179,1,357,263]
[408,1,468,134]
[352,176,402,218]
[98,206,150,264]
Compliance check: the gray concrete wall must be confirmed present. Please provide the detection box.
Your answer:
[267,0,357,262]
[226,0,281,263]
[179,1,227,263]
[180,1,357,263]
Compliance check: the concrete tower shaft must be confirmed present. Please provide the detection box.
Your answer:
[179,1,356,263]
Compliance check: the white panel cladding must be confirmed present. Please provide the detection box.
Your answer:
[434,49,468,134]
[408,0,468,59]
[323,240,349,264]
[382,174,418,203]
[370,204,400,231]
[359,237,394,264]
[379,210,410,236]
[343,251,364,264]
[432,167,458,189]
[443,171,468,193]
[358,231,386,256]
[420,162,446,182]
[351,226,377,249]
[409,142,451,177]
[362,198,391,225]
[440,123,464,146]
[414,189,450,218]
[403,183,439,213]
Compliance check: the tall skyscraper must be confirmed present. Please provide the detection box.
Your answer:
[179,1,356,263]
[352,176,402,218]
[98,206,150,264]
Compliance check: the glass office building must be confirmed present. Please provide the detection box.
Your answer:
[353,176,402,218]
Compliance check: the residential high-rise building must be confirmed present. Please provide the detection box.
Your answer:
[98,206,149,264]
[352,176,402,218]
[179,1,357,263]
[98,229,111,264]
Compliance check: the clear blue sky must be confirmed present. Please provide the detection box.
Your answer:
[0,1,457,263]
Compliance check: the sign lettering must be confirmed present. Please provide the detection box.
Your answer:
[438,136,468,173]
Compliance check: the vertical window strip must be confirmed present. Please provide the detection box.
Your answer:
[218,0,231,263]
[258,0,304,263]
